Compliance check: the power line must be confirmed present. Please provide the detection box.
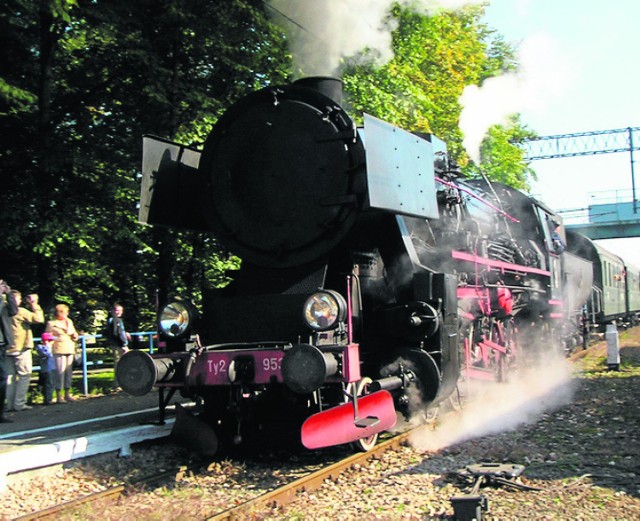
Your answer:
[263,1,336,49]
[263,2,316,36]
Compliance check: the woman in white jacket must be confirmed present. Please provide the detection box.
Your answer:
[45,303,79,403]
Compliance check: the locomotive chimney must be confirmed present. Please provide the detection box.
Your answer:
[293,76,343,105]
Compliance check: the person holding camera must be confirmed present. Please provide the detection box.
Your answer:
[0,280,19,422]
[5,291,44,411]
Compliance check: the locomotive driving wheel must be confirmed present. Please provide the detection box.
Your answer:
[463,316,516,383]
[489,317,519,382]
[487,319,507,382]
[502,319,518,380]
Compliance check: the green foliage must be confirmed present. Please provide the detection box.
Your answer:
[343,6,487,152]
[0,78,37,115]
[466,115,538,191]
[0,0,291,331]
[343,4,533,187]
[50,0,78,23]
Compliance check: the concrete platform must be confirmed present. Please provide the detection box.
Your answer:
[0,390,192,489]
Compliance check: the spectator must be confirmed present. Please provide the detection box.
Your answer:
[6,291,44,411]
[35,332,56,405]
[104,303,131,391]
[0,280,18,423]
[45,303,79,404]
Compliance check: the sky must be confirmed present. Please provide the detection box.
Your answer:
[481,0,640,262]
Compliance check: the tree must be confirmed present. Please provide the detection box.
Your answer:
[0,0,78,307]
[466,116,537,191]
[341,4,534,188]
[0,0,291,330]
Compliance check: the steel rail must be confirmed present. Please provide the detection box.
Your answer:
[13,468,186,520]
[14,485,125,521]
[206,427,427,520]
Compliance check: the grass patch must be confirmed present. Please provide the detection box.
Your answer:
[27,368,117,404]
[573,337,640,378]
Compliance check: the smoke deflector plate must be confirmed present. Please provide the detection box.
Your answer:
[362,113,441,220]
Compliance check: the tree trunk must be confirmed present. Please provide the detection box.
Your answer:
[35,5,64,306]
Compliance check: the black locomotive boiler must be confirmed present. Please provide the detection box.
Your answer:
[117,77,592,454]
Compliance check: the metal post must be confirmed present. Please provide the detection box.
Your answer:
[80,335,88,395]
[605,322,620,371]
[73,331,158,397]
[629,127,637,213]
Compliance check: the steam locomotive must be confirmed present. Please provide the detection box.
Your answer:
[116,77,633,455]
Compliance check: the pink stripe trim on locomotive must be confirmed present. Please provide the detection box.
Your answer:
[452,250,552,276]
[188,344,361,386]
[347,275,353,345]
[549,300,564,318]
[343,343,362,382]
[190,349,285,385]
[457,286,491,316]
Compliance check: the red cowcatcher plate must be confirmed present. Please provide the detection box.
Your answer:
[301,390,397,449]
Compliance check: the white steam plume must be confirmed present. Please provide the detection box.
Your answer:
[410,351,575,452]
[267,0,484,77]
[459,33,573,164]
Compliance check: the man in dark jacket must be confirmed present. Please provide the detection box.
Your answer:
[0,279,19,423]
[104,303,131,391]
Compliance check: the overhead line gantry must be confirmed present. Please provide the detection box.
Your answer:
[521,126,640,213]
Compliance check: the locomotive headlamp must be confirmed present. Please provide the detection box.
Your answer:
[158,301,196,338]
[303,290,347,331]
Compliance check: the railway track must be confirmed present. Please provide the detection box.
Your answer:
[5,334,633,520]
[3,359,557,519]
[13,467,187,521]
[4,345,586,520]
[208,429,418,520]
[13,426,425,520]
